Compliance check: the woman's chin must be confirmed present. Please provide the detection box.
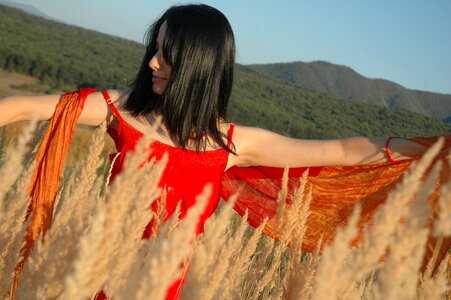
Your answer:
[152,86,164,95]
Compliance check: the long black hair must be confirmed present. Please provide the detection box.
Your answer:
[124,4,235,153]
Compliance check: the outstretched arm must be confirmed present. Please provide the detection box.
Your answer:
[229,125,427,168]
[0,90,121,128]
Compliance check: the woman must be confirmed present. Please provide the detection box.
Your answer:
[0,4,447,300]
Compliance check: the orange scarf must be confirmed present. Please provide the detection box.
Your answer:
[222,136,450,270]
[13,88,96,293]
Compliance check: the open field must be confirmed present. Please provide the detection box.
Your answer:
[0,121,450,299]
[0,69,46,98]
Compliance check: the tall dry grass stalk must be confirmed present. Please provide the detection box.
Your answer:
[434,170,451,238]
[0,119,37,196]
[0,124,450,300]
[126,186,209,300]
[16,123,107,299]
[179,194,240,300]
[61,127,168,299]
[310,138,448,299]
[0,120,38,299]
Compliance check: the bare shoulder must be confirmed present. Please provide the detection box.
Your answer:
[78,89,126,126]
[105,89,126,104]
[85,89,124,104]
[225,124,270,166]
[231,125,274,147]
[219,121,254,141]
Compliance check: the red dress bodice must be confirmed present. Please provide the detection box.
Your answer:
[103,92,233,237]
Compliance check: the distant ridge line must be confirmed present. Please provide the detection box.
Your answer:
[248,61,451,122]
[0,0,62,22]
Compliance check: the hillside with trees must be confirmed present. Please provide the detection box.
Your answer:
[248,61,451,122]
[231,66,449,138]
[0,5,144,91]
[1,4,449,138]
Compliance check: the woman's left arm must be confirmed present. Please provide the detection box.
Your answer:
[229,125,427,168]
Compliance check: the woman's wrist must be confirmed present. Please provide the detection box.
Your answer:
[385,137,426,162]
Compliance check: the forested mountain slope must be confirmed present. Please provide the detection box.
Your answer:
[1,4,449,138]
[249,61,451,122]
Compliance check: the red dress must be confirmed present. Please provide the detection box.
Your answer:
[97,91,234,299]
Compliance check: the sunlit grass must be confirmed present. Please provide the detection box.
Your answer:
[0,122,449,300]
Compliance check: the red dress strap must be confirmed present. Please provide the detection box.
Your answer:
[101,90,124,122]
[227,123,235,148]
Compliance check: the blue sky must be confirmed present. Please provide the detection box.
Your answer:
[11,0,451,95]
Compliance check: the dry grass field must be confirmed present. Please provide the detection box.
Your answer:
[0,69,50,98]
[0,120,450,300]
[0,70,450,299]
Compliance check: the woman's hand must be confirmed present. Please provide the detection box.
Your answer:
[340,136,427,164]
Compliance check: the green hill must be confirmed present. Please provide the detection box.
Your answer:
[0,4,449,138]
[248,61,451,122]
[0,4,143,91]
[231,66,450,138]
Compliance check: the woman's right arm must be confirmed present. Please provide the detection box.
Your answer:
[0,90,120,128]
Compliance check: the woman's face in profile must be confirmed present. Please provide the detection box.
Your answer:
[149,21,171,95]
